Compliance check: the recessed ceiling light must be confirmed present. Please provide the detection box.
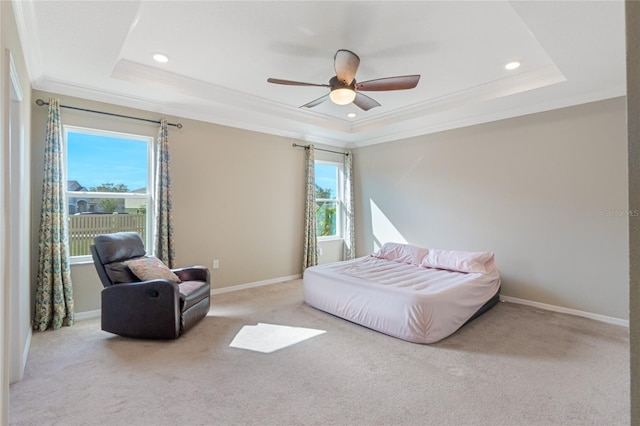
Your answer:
[505,61,521,70]
[153,53,169,63]
[347,112,357,118]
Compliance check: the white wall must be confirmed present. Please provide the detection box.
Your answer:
[7,50,30,384]
[1,0,32,421]
[354,97,629,320]
[0,3,7,422]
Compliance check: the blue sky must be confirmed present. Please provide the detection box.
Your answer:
[315,163,337,197]
[67,132,148,191]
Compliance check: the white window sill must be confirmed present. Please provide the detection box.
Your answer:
[318,236,344,243]
[70,258,95,266]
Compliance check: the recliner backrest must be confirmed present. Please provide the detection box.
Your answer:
[91,232,147,287]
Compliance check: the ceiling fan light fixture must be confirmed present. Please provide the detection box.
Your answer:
[267,49,419,111]
[329,88,356,105]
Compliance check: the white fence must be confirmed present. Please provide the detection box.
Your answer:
[68,214,146,256]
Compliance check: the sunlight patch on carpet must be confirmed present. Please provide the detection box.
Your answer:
[229,323,326,353]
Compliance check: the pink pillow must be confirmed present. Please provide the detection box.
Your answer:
[373,242,429,265]
[420,249,495,274]
[124,256,181,283]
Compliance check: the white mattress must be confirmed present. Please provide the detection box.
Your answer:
[303,256,501,344]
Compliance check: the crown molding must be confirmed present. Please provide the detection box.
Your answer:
[111,59,352,133]
[32,57,623,150]
[11,0,43,86]
[33,76,349,148]
[34,72,624,150]
[351,64,566,134]
[349,86,626,148]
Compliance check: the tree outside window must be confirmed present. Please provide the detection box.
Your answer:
[89,183,129,213]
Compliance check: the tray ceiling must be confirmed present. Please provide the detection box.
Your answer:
[13,1,626,148]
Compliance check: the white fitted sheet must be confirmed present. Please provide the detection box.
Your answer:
[303,256,500,344]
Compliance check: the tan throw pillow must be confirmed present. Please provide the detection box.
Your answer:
[124,256,181,283]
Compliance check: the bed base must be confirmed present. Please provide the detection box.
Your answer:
[464,287,500,325]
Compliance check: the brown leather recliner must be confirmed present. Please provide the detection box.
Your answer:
[90,232,210,339]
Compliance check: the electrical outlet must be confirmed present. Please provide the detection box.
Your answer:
[213,259,219,269]
[318,247,323,256]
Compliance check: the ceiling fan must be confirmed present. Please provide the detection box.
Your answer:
[267,49,420,111]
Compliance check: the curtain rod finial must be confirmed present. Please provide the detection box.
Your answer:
[35,99,46,106]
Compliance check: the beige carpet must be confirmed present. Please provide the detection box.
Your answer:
[10,280,629,425]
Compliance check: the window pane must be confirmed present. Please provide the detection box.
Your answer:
[315,163,337,199]
[66,130,150,257]
[316,201,337,237]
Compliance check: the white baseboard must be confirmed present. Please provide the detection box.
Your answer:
[74,275,302,319]
[211,274,302,295]
[73,281,628,328]
[500,295,629,327]
[75,309,101,321]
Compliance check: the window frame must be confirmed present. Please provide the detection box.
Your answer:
[63,125,155,264]
[315,160,344,241]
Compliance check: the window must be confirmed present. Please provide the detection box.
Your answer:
[64,126,153,262]
[315,161,343,238]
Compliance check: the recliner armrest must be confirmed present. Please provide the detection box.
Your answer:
[173,266,210,283]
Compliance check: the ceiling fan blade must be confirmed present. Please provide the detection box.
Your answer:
[301,94,330,108]
[355,75,421,91]
[334,49,360,85]
[352,92,381,111]
[267,78,329,87]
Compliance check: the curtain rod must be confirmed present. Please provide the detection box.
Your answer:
[292,143,349,156]
[35,99,183,129]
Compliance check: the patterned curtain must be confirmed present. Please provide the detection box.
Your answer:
[155,118,176,268]
[343,151,355,260]
[34,98,74,331]
[303,145,318,270]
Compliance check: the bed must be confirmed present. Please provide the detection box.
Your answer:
[303,242,501,344]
